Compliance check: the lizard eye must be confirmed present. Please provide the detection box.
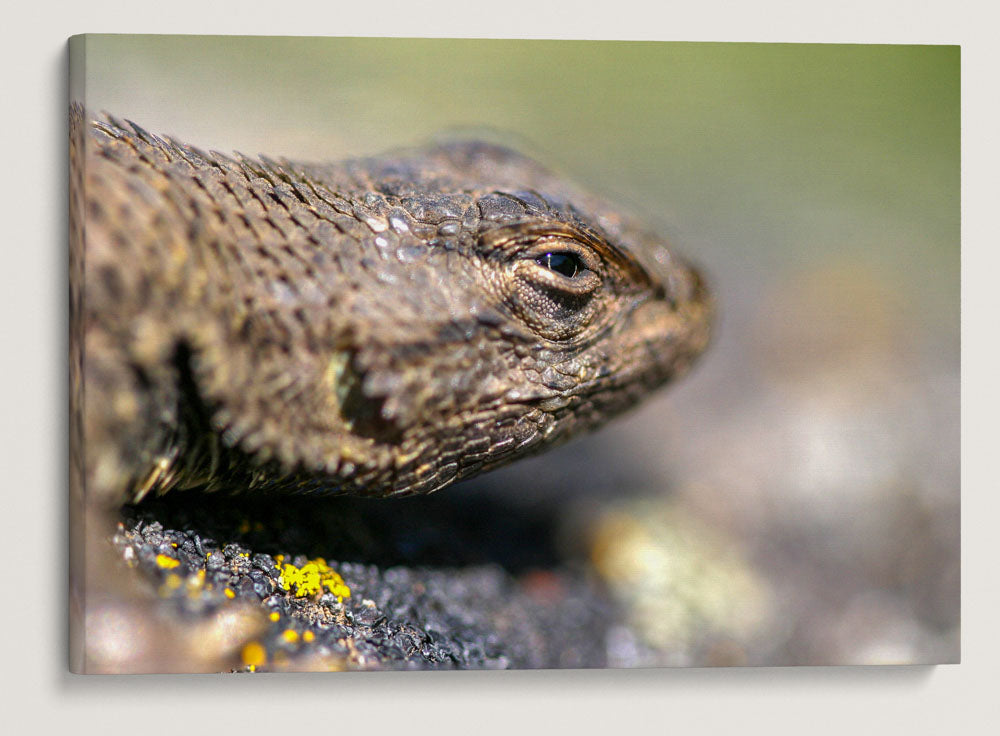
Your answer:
[517,239,601,296]
[536,251,584,279]
[503,239,606,341]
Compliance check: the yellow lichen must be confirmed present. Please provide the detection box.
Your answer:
[185,573,204,596]
[157,573,183,598]
[224,588,236,599]
[277,557,351,601]
[590,501,772,652]
[241,641,267,668]
[155,553,180,570]
[281,629,299,644]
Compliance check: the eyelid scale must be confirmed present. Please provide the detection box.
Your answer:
[479,220,652,290]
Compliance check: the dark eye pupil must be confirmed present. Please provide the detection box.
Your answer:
[537,252,581,278]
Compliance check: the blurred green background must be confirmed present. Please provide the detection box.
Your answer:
[75,37,960,665]
[79,36,958,329]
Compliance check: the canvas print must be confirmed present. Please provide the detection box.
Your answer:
[69,36,959,673]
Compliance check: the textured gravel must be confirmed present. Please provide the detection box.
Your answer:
[111,487,640,672]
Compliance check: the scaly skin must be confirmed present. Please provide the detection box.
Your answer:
[72,109,712,508]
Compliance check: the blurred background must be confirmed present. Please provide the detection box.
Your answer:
[77,37,959,666]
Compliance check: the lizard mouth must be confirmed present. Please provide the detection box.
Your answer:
[625,261,712,377]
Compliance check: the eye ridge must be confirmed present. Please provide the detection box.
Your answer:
[536,251,584,279]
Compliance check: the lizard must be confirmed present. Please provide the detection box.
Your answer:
[69,106,713,670]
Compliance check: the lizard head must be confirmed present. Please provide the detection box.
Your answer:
[79,116,711,504]
[297,140,714,494]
